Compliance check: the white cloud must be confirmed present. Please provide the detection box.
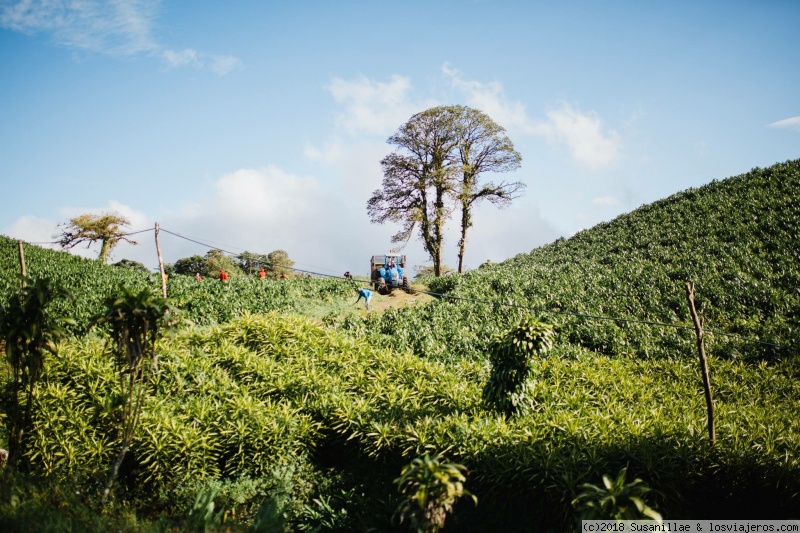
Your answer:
[592,196,620,206]
[326,74,432,136]
[2,215,60,248]
[442,63,534,133]
[210,55,240,76]
[538,103,621,169]
[305,138,344,163]
[0,0,159,55]
[160,49,240,75]
[161,48,202,69]
[160,166,379,275]
[443,65,621,169]
[2,201,154,265]
[768,116,800,131]
[0,0,239,75]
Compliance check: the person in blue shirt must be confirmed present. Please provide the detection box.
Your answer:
[354,287,372,310]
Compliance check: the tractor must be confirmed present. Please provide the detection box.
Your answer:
[370,253,410,294]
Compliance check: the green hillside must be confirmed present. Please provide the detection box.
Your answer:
[0,239,354,332]
[341,159,800,363]
[1,160,799,531]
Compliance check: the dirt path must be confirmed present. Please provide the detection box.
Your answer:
[355,285,435,314]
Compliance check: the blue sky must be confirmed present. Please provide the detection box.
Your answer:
[1,0,798,276]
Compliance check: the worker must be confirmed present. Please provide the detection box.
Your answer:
[259,268,266,279]
[219,269,228,282]
[195,272,202,282]
[354,287,372,311]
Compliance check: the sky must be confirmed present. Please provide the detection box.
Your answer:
[1,0,798,277]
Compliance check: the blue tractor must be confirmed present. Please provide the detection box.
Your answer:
[370,253,410,294]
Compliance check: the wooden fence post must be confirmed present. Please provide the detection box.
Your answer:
[155,223,167,298]
[685,281,715,443]
[17,240,27,289]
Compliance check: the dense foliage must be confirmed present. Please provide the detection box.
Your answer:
[1,159,799,531]
[13,313,800,530]
[0,239,354,333]
[341,159,800,363]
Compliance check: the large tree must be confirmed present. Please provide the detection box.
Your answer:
[368,106,523,276]
[368,106,461,277]
[452,106,524,273]
[55,212,136,263]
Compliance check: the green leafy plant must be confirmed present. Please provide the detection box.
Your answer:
[0,277,72,467]
[95,286,178,504]
[572,467,662,521]
[394,452,476,533]
[482,317,554,416]
[182,487,225,533]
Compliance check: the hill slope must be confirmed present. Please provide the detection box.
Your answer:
[0,238,354,332]
[340,159,800,361]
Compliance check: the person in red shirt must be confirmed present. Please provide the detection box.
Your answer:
[259,268,266,279]
[219,269,228,282]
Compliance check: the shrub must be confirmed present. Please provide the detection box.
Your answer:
[394,453,476,533]
[482,317,554,416]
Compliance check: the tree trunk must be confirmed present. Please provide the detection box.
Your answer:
[433,190,446,276]
[101,444,129,505]
[457,197,471,274]
[98,238,112,263]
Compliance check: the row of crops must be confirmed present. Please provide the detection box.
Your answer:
[17,312,800,530]
[1,159,799,530]
[0,239,355,332]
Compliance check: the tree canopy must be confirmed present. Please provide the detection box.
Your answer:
[169,249,294,279]
[368,105,523,276]
[452,106,524,272]
[265,250,294,278]
[55,212,136,263]
[172,255,209,277]
[204,249,242,279]
[237,251,269,275]
[112,259,150,274]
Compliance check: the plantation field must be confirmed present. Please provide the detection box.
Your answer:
[2,159,800,531]
[12,313,800,530]
[337,160,800,365]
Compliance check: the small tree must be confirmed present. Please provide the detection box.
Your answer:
[0,278,72,467]
[237,251,269,275]
[173,255,210,277]
[414,264,455,279]
[205,249,242,279]
[113,259,150,274]
[55,212,136,263]
[95,287,177,504]
[394,453,476,533]
[483,317,554,417]
[265,250,294,278]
